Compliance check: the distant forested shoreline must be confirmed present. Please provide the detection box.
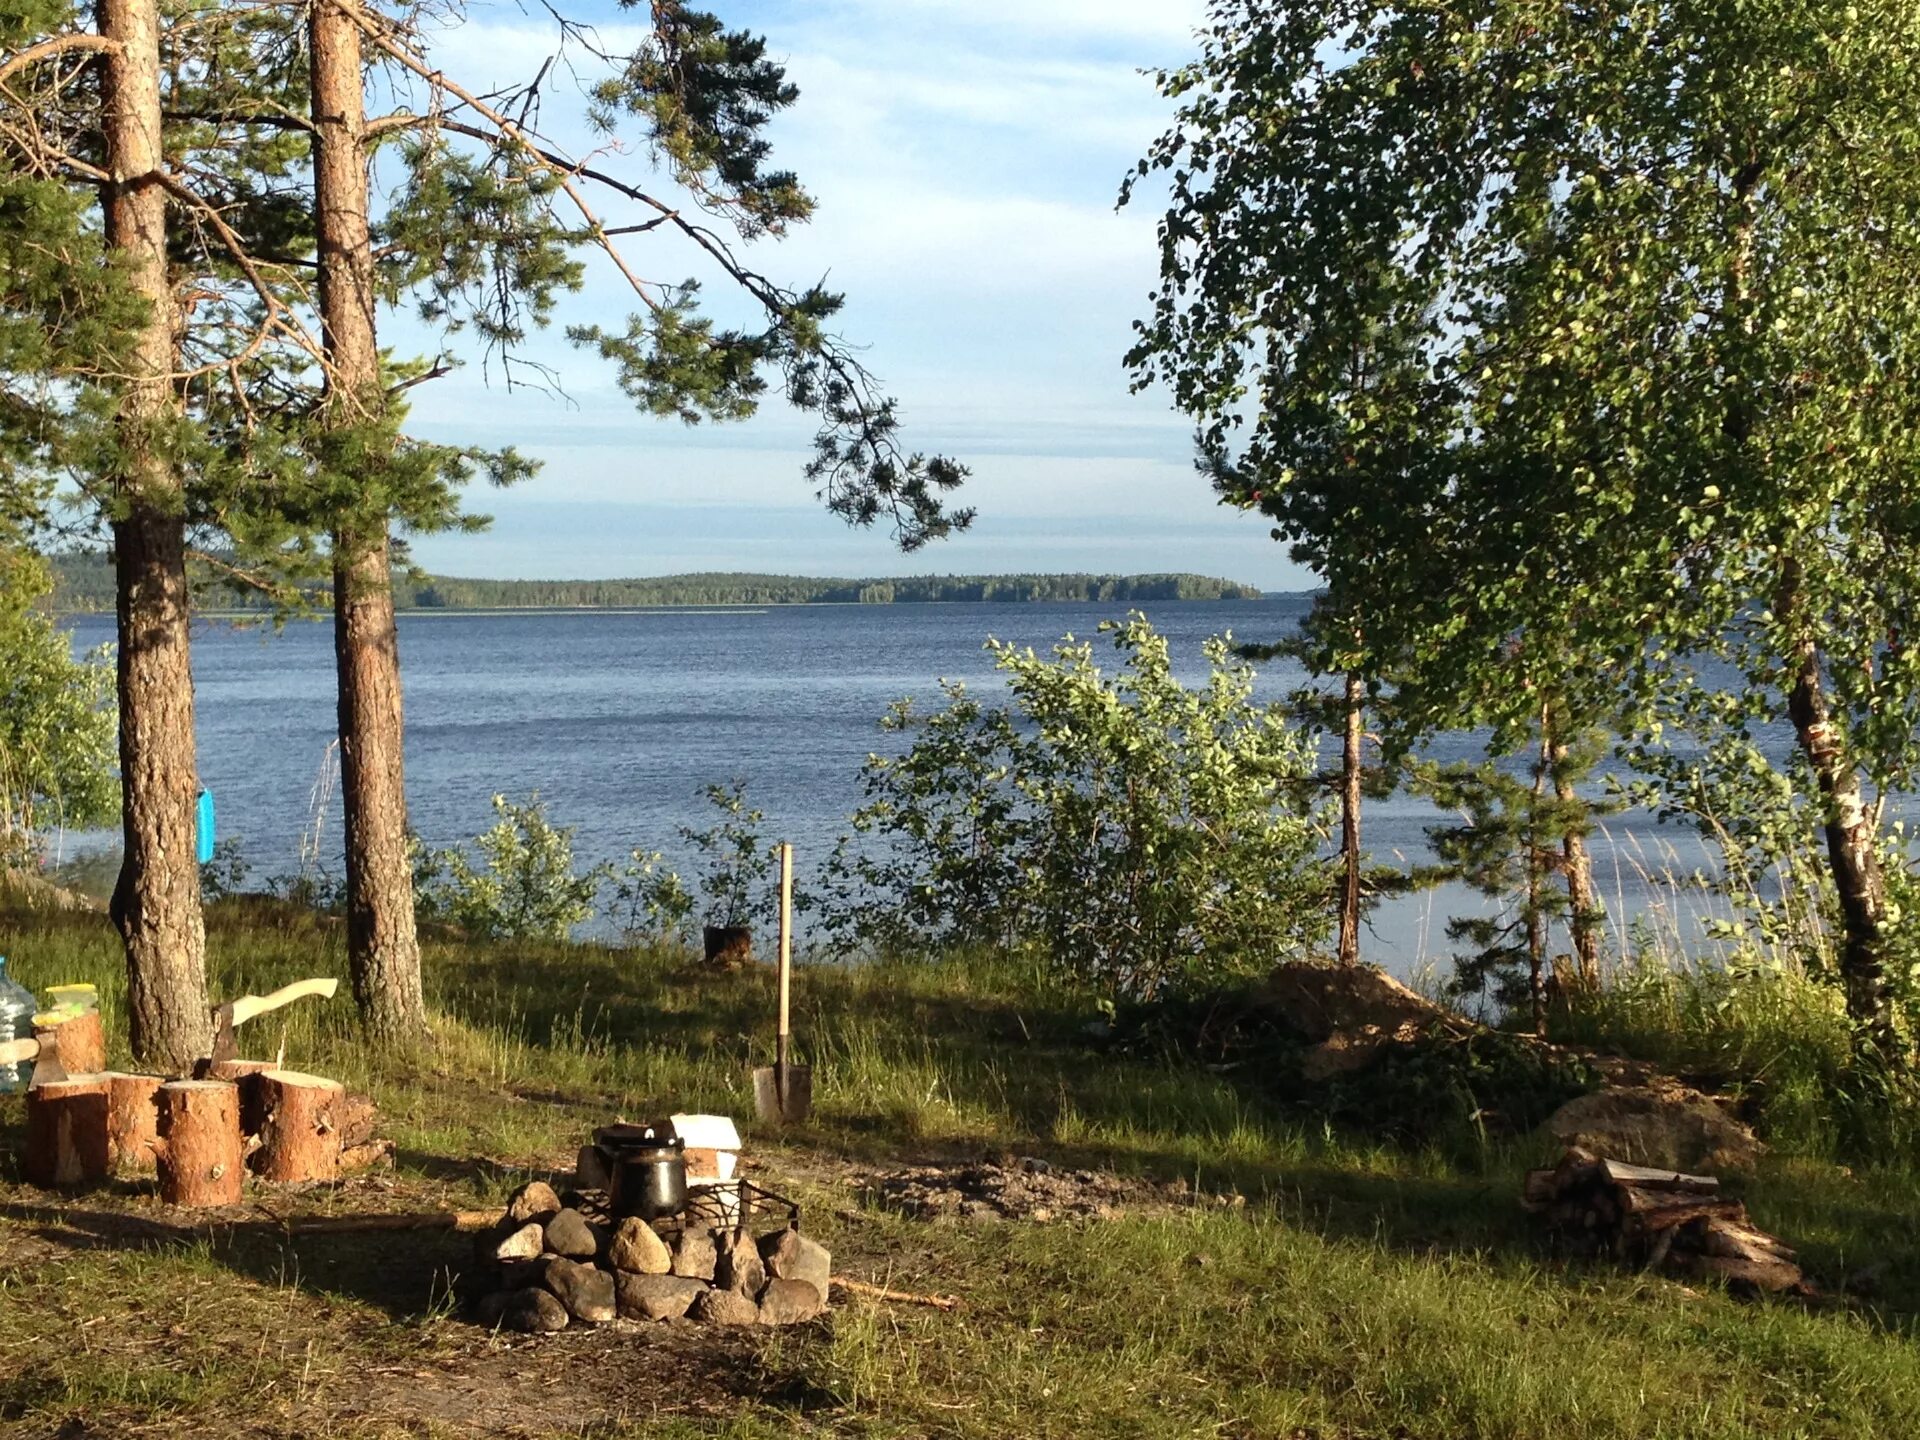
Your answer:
[45,554,1265,612]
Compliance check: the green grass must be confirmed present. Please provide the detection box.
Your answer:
[4,900,1920,1438]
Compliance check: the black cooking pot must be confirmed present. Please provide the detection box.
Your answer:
[607,1133,687,1221]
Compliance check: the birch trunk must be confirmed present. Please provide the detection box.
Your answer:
[1337,672,1363,966]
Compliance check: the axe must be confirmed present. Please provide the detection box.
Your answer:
[204,978,340,1067]
[0,1028,68,1087]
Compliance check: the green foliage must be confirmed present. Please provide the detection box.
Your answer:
[605,848,696,943]
[676,779,779,931]
[1412,720,1615,1015]
[0,551,116,863]
[822,615,1331,999]
[416,793,607,941]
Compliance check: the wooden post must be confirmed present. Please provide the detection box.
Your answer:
[203,1057,276,1137]
[252,1070,345,1183]
[776,841,792,1109]
[104,1072,164,1173]
[35,1010,106,1074]
[24,1075,111,1188]
[153,1079,244,1207]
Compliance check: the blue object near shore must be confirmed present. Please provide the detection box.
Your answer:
[197,788,215,865]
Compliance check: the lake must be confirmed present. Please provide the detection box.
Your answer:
[61,599,1748,976]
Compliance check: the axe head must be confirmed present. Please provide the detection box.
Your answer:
[27,1028,67,1088]
[206,1002,239,1067]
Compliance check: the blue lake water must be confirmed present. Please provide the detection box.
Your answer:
[60,599,1753,976]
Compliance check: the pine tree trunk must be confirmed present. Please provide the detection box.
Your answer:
[98,0,212,1072]
[312,0,428,1045]
[1338,672,1363,966]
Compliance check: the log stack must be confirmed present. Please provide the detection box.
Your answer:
[1524,1147,1809,1296]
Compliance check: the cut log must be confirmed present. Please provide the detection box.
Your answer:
[104,1072,165,1173]
[35,1011,105,1074]
[24,1074,111,1188]
[154,1079,244,1207]
[1596,1158,1719,1194]
[201,1058,275,1137]
[251,1070,344,1184]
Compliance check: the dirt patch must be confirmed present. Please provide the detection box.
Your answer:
[853,1158,1203,1224]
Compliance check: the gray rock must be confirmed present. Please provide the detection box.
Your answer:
[670,1226,718,1281]
[495,1257,548,1289]
[541,1257,616,1324]
[574,1144,610,1193]
[505,1286,570,1333]
[544,1207,599,1259]
[505,1180,563,1226]
[715,1229,765,1296]
[615,1272,708,1321]
[608,1216,672,1275]
[474,1290,513,1327]
[758,1277,826,1325]
[490,1221,546,1263]
[690,1287,759,1326]
[758,1228,830,1298]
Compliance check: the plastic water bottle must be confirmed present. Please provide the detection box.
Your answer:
[0,956,37,1093]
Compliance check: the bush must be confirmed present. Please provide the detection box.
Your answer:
[821,614,1332,999]
[417,793,606,940]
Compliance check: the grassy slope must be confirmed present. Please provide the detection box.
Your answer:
[3,903,1919,1439]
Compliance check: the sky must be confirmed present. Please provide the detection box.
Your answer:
[388,0,1314,591]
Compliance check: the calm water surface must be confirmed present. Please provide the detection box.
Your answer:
[63,599,1746,975]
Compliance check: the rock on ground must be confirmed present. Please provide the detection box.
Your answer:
[544,1208,599,1259]
[505,1287,571,1333]
[716,1229,766,1296]
[541,1258,616,1324]
[1545,1085,1763,1174]
[758,1229,830,1299]
[506,1180,563,1226]
[616,1273,709,1321]
[608,1216,672,1275]
[671,1227,718,1281]
[758,1278,825,1325]
[690,1288,759,1326]
[490,1222,546,1263]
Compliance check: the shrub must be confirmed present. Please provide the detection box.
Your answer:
[417,793,606,940]
[821,614,1332,999]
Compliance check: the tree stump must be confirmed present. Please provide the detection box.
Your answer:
[104,1072,165,1173]
[35,1010,105,1074]
[252,1070,345,1184]
[202,1058,276,1137]
[154,1079,244,1207]
[24,1075,111,1188]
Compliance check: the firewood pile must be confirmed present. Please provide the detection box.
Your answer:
[1524,1147,1810,1296]
[469,1177,832,1333]
[15,978,386,1205]
[23,1063,388,1203]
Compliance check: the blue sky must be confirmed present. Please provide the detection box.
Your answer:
[392,0,1313,590]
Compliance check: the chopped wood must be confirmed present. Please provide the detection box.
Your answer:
[831,1277,962,1311]
[154,1080,244,1207]
[103,1072,164,1174]
[1524,1146,1811,1299]
[34,1011,105,1074]
[250,1070,344,1184]
[25,1075,112,1188]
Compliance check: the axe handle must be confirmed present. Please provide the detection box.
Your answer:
[229,977,340,1028]
[0,1037,39,1065]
